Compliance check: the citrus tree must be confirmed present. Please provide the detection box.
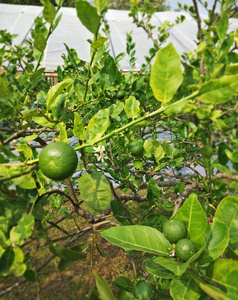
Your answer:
[0,0,238,298]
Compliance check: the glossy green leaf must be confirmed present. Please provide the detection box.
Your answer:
[24,269,36,282]
[147,178,161,204]
[111,200,131,226]
[218,143,230,165]
[76,0,100,34]
[78,173,112,212]
[113,276,134,293]
[94,0,108,13]
[215,196,238,255]
[85,108,110,143]
[200,146,214,159]
[150,42,183,104]
[73,112,86,141]
[216,12,228,42]
[154,144,165,163]
[49,244,85,261]
[46,78,73,110]
[10,214,34,245]
[172,193,207,248]
[16,144,33,160]
[146,257,175,278]
[100,54,117,88]
[207,259,238,300]
[199,219,229,265]
[188,270,230,300]
[198,74,238,104]
[101,225,171,256]
[91,37,108,49]
[151,256,189,276]
[117,290,135,300]
[135,280,153,300]
[14,173,36,190]
[64,43,78,70]
[34,33,47,52]
[0,249,15,276]
[41,0,56,23]
[125,96,140,120]
[170,274,203,300]
[94,272,116,300]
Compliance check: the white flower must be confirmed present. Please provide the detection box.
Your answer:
[93,145,108,162]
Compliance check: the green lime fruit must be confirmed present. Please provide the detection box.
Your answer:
[39,142,78,180]
[175,238,197,261]
[117,90,125,100]
[163,219,187,244]
[128,140,144,157]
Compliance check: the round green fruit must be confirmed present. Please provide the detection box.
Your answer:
[117,90,125,100]
[128,140,144,157]
[39,142,78,180]
[163,219,187,244]
[175,238,197,261]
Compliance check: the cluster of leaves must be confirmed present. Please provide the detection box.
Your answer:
[0,0,238,299]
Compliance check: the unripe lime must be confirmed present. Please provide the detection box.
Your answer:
[163,219,187,244]
[128,140,144,157]
[39,142,78,180]
[175,238,197,261]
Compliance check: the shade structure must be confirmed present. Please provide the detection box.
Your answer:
[0,3,237,72]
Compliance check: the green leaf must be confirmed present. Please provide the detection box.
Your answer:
[110,100,124,119]
[188,270,230,300]
[76,0,100,34]
[24,269,36,282]
[150,42,183,104]
[41,0,56,23]
[199,219,229,265]
[16,144,33,160]
[34,33,47,52]
[46,78,73,110]
[111,200,132,226]
[200,146,214,159]
[155,256,189,276]
[57,122,68,143]
[146,257,175,278]
[218,143,230,165]
[94,272,116,300]
[117,290,135,300]
[154,144,165,163]
[94,0,108,14]
[49,244,85,261]
[10,215,34,245]
[135,280,153,300]
[125,96,140,120]
[216,12,228,42]
[100,54,118,88]
[64,43,78,70]
[207,259,238,300]
[198,74,238,104]
[147,178,160,204]
[113,276,134,293]
[101,225,171,256]
[172,193,207,248]
[78,173,112,212]
[32,116,55,128]
[170,274,203,300]
[215,196,238,256]
[91,37,108,50]
[73,112,86,141]
[85,108,110,143]
[0,249,15,276]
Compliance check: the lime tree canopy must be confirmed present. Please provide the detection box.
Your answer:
[0,3,237,72]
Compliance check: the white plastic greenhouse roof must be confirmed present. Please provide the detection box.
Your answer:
[0,3,238,72]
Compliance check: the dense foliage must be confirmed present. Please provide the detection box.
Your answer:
[0,0,238,299]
